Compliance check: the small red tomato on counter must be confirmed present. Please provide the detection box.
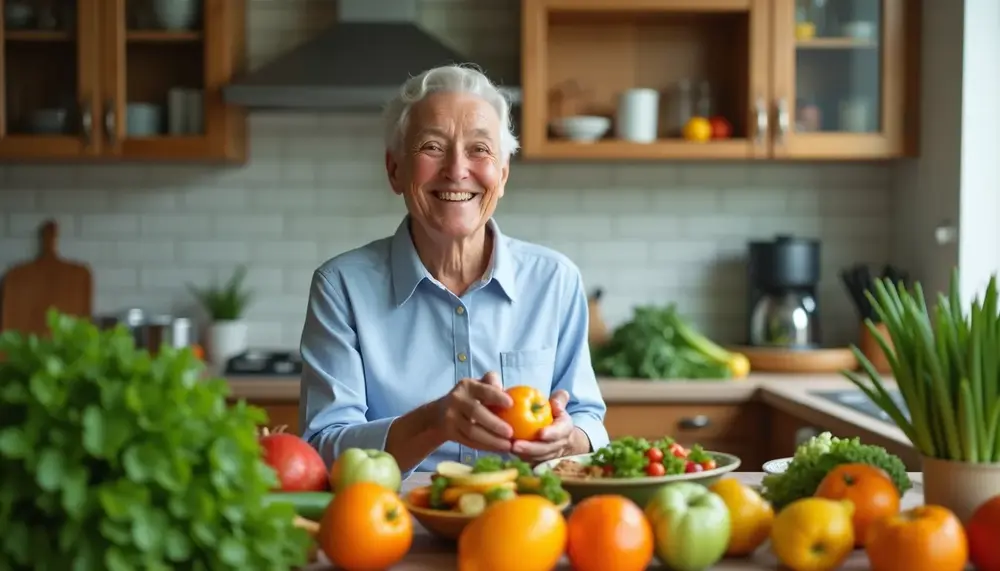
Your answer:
[646,462,666,477]
[646,447,665,463]
[708,116,732,139]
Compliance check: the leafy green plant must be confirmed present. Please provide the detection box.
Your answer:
[843,269,1000,463]
[591,304,732,379]
[187,265,253,321]
[0,310,311,570]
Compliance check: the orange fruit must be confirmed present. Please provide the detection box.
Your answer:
[566,495,653,571]
[709,478,774,556]
[319,481,412,569]
[494,385,553,441]
[814,463,900,546]
[866,505,968,571]
[458,494,566,571]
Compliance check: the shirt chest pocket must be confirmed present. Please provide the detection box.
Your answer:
[499,347,557,398]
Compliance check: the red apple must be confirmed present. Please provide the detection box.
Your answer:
[968,495,1000,571]
[708,116,732,139]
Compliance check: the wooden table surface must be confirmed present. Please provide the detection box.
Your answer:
[305,471,932,570]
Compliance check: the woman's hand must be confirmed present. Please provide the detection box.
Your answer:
[511,390,587,463]
[435,372,515,452]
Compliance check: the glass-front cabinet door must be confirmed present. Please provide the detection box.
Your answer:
[100,0,244,161]
[771,0,912,158]
[0,0,101,157]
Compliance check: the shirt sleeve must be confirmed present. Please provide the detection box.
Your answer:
[551,266,610,452]
[298,270,398,467]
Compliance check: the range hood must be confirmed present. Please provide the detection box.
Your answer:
[223,0,521,111]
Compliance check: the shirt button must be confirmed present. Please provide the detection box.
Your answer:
[458,352,467,362]
[455,306,465,315]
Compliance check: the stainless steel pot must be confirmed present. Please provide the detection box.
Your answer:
[96,308,194,354]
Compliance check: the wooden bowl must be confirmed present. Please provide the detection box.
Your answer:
[403,496,572,541]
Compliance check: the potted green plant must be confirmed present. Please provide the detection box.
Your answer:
[188,264,253,367]
[843,269,1000,522]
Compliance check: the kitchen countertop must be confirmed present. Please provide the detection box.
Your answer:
[224,373,912,450]
[303,471,927,570]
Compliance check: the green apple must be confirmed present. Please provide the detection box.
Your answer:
[329,448,402,493]
[644,482,731,571]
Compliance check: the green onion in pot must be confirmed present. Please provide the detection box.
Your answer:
[841,268,1000,463]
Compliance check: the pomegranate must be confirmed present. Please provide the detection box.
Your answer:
[258,425,329,492]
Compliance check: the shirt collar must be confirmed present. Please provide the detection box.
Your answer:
[390,216,517,306]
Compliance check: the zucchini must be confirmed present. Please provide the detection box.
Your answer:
[263,492,334,521]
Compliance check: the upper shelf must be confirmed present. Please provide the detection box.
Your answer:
[519,0,919,162]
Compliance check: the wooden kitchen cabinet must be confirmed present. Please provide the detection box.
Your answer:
[605,402,770,468]
[0,0,246,162]
[238,400,301,435]
[520,0,918,161]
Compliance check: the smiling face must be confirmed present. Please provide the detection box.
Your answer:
[386,91,510,242]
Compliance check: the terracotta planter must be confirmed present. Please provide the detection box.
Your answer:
[921,456,1000,522]
[859,321,893,374]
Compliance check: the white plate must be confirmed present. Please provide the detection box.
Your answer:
[762,457,792,474]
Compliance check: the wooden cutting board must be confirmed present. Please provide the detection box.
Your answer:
[0,220,93,337]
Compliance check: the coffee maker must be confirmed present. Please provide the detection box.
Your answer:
[746,235,822,348]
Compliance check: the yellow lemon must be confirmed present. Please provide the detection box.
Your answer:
[709,478,774,556]
[682,117,712,142]
[770,497,855,571]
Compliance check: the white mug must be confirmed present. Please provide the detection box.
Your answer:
[616,88,660,143]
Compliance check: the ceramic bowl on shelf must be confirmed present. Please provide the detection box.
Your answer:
[534,451,741,507]
[550,115,611,142]
[762,457,792,475]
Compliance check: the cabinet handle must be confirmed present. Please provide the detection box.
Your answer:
[678,415,710,430]
[104,100,117,147]
[776,97,790,145]
[80,97,92,147]
[754,96,768,145]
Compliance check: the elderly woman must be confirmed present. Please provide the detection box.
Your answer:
[298,64,609,475]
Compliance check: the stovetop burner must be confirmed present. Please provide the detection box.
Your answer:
[224,349,302,377]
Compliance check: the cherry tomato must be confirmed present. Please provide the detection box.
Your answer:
[603,465,615,476]
[699,459,717,471]
[646,447,664,463]
[669,442,689,458]
[684,461,704,473]
[645,462,666,477]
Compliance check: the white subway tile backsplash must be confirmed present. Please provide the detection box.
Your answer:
[0,0,894,349]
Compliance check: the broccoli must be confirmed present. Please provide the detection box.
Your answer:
[761,432,912,510]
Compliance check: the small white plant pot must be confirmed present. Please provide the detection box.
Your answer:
[207,320,248,368]
[922,455,1000,523]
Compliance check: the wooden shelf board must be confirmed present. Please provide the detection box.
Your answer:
[797,37,878,49]
[4,30,73,42]
[527,139,756,160]
[126,30,202,43]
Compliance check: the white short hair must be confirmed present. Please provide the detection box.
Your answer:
[382,64,520,161]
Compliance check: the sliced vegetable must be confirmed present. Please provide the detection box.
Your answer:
[262,491,335,521]
[442,481,516,504]
[447,468,519,488]
[435,461,474,478]
[457,493,487,516]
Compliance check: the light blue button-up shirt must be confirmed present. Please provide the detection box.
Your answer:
[298,215,609,474]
